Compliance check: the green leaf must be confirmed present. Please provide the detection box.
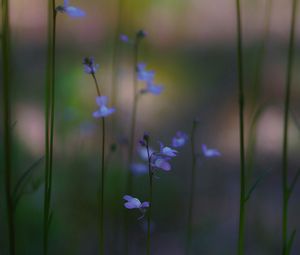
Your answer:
[245,170,270,202]
[286,229,296,255]
[13,156,44,208]
[288,168,300,198]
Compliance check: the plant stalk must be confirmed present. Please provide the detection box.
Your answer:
[146,140,153,255]
[2,0,16,253]
[186,120,198,254]
[235,0,246,254]
[282,0,298,254]
[91,73,106,255]
[44,1,56,254]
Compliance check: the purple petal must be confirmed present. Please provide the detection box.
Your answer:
[120,34,129,43]
[123,195,134,202]
[96,96,108,107]
[65,6,85,17]
[141,201,150,208]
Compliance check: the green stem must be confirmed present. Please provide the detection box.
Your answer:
[124,36,141,255]
[2,0,16,253]
[251,0,273,106]
[236,0,246,254]
[282,0,298,254]
[127,38,140,194]
[146,141,153,255]
[111,0,124,130]
[91,74,106,255]
[44,1,56,255]
[186,120,198,255]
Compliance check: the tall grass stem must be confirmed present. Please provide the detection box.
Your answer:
[282,0,298,254]
[186,120,198,254]
[235,0,246,254]
[2,0,16,253]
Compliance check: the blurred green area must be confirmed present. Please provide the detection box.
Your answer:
[1,0,300,254]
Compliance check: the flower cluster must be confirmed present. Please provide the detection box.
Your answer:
[130,131,188,175]
[56,0,85,17]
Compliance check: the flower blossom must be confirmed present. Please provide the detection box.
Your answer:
[123,195,149,219]
[56,0,85,17]
[151,155,171,171]
[83,57,99,74]
[172,131,188,148]
[137,63,155,82]
[202,144,221,157]
[141,81,164,95]
[130,163,148,175]
[93,96,115,118]
[159,142,178,157]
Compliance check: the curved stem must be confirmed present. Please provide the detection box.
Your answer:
[235,0,246,254]
[44,2,56,254]
[2,0,16,253]
[186,120,198,254]
[146,141,153,255]
[90,74,105,255]
[282,1,298,254]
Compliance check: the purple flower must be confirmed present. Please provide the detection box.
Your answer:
[120,34,130,43]
[56,0,85,17]
[123,195,149,210]
[202,144,221,157]
[172,131,188,148]
[93,96,115,118]
[159,142,178,157]
[83,57,99,74]
[141,82,164,95]
[137,63,155,82]
[151,155,171,171]
[130,163,148,175]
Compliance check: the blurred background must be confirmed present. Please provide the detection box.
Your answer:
[1,0,300,254]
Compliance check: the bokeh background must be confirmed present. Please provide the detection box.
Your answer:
[1,0,300,254]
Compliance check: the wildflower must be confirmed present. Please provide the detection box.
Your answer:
[159,142,178,157]
[93,96,115,118]
[119,34,130,43]
[151,155,171,171]
[83,57,99,74]
[130,163,148,175]
[137,63,155,82]
[172,131,188,148]
[141,81,164,95]
[56,0,85,17]
[123,195,149,219]
[202,144,221,157]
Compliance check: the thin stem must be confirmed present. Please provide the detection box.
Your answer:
[127,39,140,194]
[111,0,124,129]
[146,141,153,255]
[251,0,273,105]
[235,0,246,254]
[2,0,16,253]
[186,120,198,254]
[44,1,56,255]
[282,0,298,254]
[124,36,140,255]
[90,74,105,255]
